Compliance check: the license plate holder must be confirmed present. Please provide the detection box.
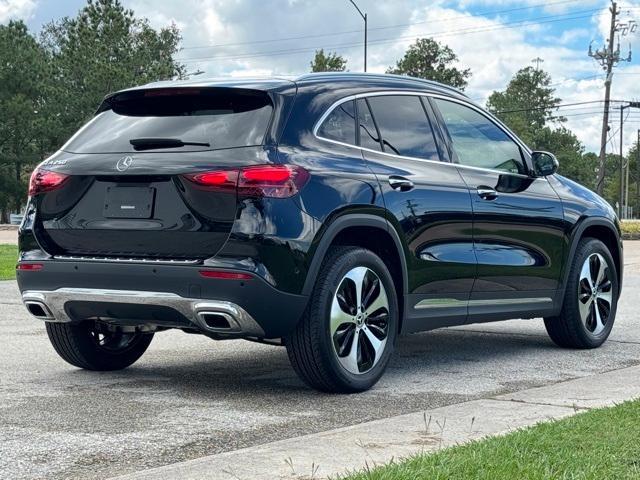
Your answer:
[103,186,155,219]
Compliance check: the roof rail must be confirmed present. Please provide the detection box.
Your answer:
[295,72,468,98]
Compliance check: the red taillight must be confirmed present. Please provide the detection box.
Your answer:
[239,165,309,198]
[184,165,309,198]
[29,168,69,196]
[199,270,253,280]
[186,170,238,191]
[16,263,44,271]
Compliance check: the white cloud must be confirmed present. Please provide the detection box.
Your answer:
[121,0,640,152]
[0,0,37,22]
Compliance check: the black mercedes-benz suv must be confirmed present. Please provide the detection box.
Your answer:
[17,73,623,393]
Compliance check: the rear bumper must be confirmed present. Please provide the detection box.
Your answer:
[17,260,309,339]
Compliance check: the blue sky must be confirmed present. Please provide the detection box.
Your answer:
[3,0,640,152]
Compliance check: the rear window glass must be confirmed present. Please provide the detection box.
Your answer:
[62,88,273,153]
[317,100,356,145]
[367,95,439,160]
[357,98,382,151]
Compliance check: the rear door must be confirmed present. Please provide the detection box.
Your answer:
[358,94,476,331]
[34,87,275,260]
[430,96,565,321]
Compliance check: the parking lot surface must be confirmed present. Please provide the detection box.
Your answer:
[1,242,639,480]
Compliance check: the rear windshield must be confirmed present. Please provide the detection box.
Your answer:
[62,88,273,153]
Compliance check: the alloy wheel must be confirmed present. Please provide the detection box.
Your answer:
[330,266,390,374]
[578,253,613,336]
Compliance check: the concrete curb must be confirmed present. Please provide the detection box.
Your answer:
[111,365,640,480]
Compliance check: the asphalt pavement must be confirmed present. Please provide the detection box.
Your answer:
[1,242,638,480]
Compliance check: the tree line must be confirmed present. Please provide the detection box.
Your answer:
[1,0,636,221]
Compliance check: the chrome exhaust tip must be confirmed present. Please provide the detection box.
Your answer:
[196,311,242,333]
[24,300,54,320]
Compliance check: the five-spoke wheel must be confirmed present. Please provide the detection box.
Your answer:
[545,238,618,349]
[331,267,390,375]
[286,246,398,392]
[578,253,613,336]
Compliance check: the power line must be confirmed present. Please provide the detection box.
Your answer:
[496,99,628,114]
[180,0,585,51]
[176,9,606,63]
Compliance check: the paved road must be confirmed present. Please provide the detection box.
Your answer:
[1,243,639,480]
[0,229,17,245]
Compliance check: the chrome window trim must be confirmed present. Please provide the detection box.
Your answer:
[312,90,538,180]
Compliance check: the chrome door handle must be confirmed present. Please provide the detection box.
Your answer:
[389,176,414,192]
[477,186,498,200]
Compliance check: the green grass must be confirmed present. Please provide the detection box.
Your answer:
[0,244,18,280]
[341,400,640,480]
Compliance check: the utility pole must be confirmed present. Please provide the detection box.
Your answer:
[621,105,625,217]
[532,57,544,70]
[589,1,631,195]
[637,129,640,218]
[348,0,367,72]
[618,102,640,218]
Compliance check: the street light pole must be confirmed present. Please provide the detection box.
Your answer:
[348,0,367,72]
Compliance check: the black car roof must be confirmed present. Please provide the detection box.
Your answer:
[105,72,468,101]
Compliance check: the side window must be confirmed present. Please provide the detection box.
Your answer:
[357,98,382,151]
[367,95,439,160]
[433,98,525,175]
[317,100,356,145]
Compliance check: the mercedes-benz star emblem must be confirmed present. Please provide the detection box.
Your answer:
[116,156,134,172]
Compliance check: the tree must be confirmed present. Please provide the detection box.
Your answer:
[310,49,347,72]
[0,1,185,218]
[40,0,184,145]
[624,139,640,215]
[386,38,471,90]
[0,20,50,220]
[534,126,596,189]
[485,66,605,195]
[487,66,563,146]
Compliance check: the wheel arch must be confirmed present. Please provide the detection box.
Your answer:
[562,217,623,296]
[302,214,409,329]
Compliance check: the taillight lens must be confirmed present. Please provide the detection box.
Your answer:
[16,263,44,271]
[239,165,309,198]
[29,168,69,196]
[184,165,309,198]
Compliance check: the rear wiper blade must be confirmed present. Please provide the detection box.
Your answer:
[129,138,210,151]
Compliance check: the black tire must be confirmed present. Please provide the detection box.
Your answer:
[286,246,399,393]
[45,321,154,371]
[544,238,619,349]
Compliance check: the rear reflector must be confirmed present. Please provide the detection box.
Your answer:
[29,168,69,196]
[16,263,44,271]
[199,270,253,280]
[184,164,309,198]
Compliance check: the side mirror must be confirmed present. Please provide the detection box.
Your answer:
[531,151,559,177]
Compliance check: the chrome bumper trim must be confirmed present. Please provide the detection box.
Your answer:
[21,288,264,337]
[54,255,201,265]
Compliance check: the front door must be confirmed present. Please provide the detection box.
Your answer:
[430,97,565,321]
